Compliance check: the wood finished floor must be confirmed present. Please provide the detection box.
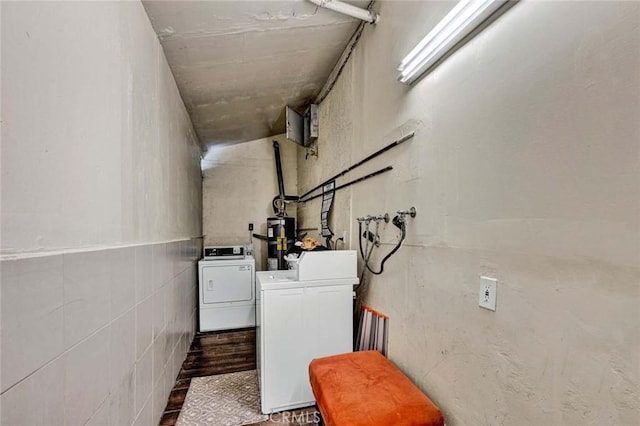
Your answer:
[159,328,320,426]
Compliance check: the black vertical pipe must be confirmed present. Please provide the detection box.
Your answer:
[273,141,286,200]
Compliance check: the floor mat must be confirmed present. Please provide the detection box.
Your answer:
[175,370,268,426]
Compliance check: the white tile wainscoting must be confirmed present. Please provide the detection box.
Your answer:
[0,238,202,425]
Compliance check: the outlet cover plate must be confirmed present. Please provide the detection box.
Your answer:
[479,276,497,311]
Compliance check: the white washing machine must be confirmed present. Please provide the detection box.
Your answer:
[256,250,358,414]
[198,254,255,332]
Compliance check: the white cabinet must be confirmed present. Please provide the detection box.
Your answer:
[257,271,355,414]
[263,288,306,411]
[304,285,353,363]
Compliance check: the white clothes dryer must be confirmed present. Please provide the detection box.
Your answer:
[198,255,255,332]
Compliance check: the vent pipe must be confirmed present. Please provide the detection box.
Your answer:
[308,0,379,24]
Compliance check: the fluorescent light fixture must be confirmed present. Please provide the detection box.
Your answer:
[398,0,507,84]
[308,0,379,24]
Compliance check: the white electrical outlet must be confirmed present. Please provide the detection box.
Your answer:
[479,276,497,311]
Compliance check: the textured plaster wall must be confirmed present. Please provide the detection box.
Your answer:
[1,0,202,255]
[202,135,297,270]
[1,2,203,425]
[297,1,640,424]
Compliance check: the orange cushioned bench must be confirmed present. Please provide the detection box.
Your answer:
[309,351,444,426]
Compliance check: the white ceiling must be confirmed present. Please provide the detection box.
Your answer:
[142,0,370,149]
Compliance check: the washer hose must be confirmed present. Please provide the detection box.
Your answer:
[358,219,406,275]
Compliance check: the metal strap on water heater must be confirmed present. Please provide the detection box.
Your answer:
[267,216,295,270]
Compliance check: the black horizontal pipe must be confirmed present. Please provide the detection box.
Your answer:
[300,166,393,203]
[299,132,414,200]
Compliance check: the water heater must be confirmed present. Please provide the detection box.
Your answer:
[267,216,295,270]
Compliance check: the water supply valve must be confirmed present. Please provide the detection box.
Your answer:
[396,207,417,218]
[393,207,417,229]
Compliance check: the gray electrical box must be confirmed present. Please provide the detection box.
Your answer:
[286,104,318,147]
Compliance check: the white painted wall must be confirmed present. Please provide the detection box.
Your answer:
[1,2,203,425]
[202,135,298,271]
[1,0,202,255]
[298,1,640,424]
